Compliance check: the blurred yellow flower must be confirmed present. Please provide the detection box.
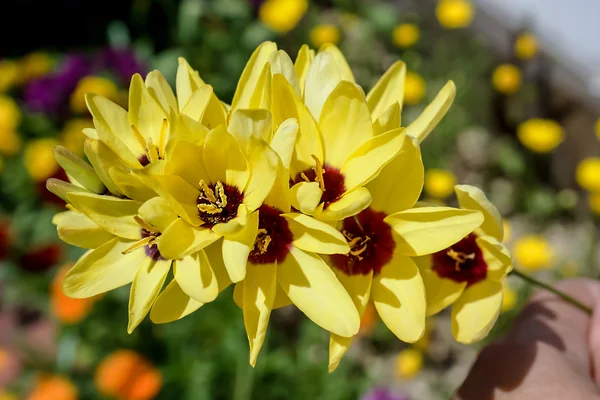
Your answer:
[501,284,517,313]
[403,71,426,105]
[436,0,474,29]
[515,33,538,60]
[393,23,420,48]
[60,119,93,156]
[0,60,20,92]
[492,64,521,95]
[70,76,118,114]
[24,138,60,182]
[0,391,17,400]
[513,235,552,271]
[21,52,53,82]
[394,348,423,379]
[259,0,308,33]
[576,157,600,192]
[595,119,600,141]
[517,118,564,153]
[589,193,600,214]
[502,220,512,242]
[0,130,22,156]
[310,24,341,48]
[0,95,21,131]
[424,168,456,198]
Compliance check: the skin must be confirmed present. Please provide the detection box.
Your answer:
[455,279,600,399]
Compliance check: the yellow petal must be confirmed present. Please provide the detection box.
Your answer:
[159,219,220,260]
[367,134,423,214]
[167,114,208,149]
[278,247,360,337]
[372,255,426,342]
[268,50,301,97]
[366,61,406,121]
[164,139,210,189]
[174,251,219,303]
[129,73,168,146]
[476,236,513,280]
[294,44,315,95]
[108,167,156,202]
[53,146,105,193]
[84,138,127,196]
[329,270,372,372]
[137,197,178,232]
[231,41,278,111]
[145,70,178,115]
[282,213,349,254]
[304,52,341,121]
[243,141,279,211]
[319,44,355,83]
[204,126,250,191]
[180,84,214,122]
[46,178,93,203]
[66,192,142,240]
[341,128,406,192]
[53,210,115,249]
[270,118,299,170]
[63,238,145,298]
[152,175,202,226]
[243,263,277,366]
[373,102,401,135]
[406,81,456,143]
[455,185,504,241]
[451,280,503,344]
[264,160,292,212]
[128,258,171,333]
[318,187,371,221]
[249,63,272,110]
[221,209,259,283]
[290,182,322,214]
[319,81,373,168]
[421,268,466,316]
[176,57,205,110]
[150,279,204,323]
[211,203,249,237]
[385,207,484,256]
[228,109,272,144]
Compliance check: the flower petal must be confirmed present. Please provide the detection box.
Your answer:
[341,128,406,192]
[231,41,278,111]
[129,73,168,145]
[66,192,142,240]
[294,45,315,94]
[53,210,115,249]
[221,209,259,283]
[319,44,355,83]
[270,118,299,170]
[264,161,292,212]
[84,138,127,196]
[304,52,341,121]
[455,184,504,241]
[174,251,218,303]
[164,139,210,189]
[278,247,360,337]
[318,187,371,222]
[268,50,301,97]
[145,70,178,115]
[180,84,214,122]
[318,81,373,168]
[373,102,401,135]
[150,279,204,324]
[138,197,178,232]
[46,179,93,203]
[290,182,322,215]
[372,255,426,342]
[62,238,145,298]
[159,219,220,260]
[108,168,156,202]
[282,213,349,254]
[421,268,466,316]
[176,57,206,109]
[228,109,272,144]
[128,258,171,333]
[476,236,513,280]
[366,61,406,121]
[204,126,250,192]
[385,207,484,256]
[212,203,249,237]
[243,141,279,212]
[243,263,277,366]
[367,134,423,215]
[406,81,456,143]
[151,175,202,226]
[451,280,503,344]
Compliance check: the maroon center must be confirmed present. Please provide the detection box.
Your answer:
[138,154,151,167]
[197,182,244,228]
[431,234,487,286]
[292,164,345,208]
[142,229,163,260]
[248,205,294,265]
[330,207,396,276]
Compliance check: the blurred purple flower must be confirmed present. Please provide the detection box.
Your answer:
[361,387,409,400]
[97,47,146,85]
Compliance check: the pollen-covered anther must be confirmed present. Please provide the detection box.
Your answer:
[121,215,163,260]
[132,121,167,166]
[197,180,228,214]
[253,228,272,255]
[343,230,371,261]
[447,249,476,271]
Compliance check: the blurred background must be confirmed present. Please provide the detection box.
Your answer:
[1,0,600,398]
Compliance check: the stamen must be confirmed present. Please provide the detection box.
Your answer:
[311,154,326,191]
[133,215,160,233]
[198,180,217,203]
[214,181,228,208]
[343,229,370,261]
[122,236,154,255]
[300,172,311,183]
[146,138,160,163]
[158,119,168,159]
[447,249,476,271]
[131,124,147,150]
[253,228,272,254]
[197,203,222,214]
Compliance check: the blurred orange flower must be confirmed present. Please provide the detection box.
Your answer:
[95,350,162,400]
[50,265,95,324]
[27,375,78,400]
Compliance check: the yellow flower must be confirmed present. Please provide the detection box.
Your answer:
[393,23,420,48]
[589,192,600,214]
[394,348,423,379]
[0,391,18,400]
[258,0,308,33]
[24,138,60,182]
[424,169,456,198]
[71,76,118,114]
[60,119,93,156]
[576,157,600,192]
[517,118,563,153]
[310,24,341,48]
[513,235,552,271]
[436,0,474,29]
[0,95,21,131]
[403,71,426,105]
[515,33,538,60]
[420,185,512,344]
[492,64,521,95]
[21,52,53,81]
[503,220,511,242]
[0,60,20,92]
[595,119,600,141]
[0,129,21,156]
[501,284,517,313]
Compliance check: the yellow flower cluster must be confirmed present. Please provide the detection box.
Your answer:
[48,42,513,371]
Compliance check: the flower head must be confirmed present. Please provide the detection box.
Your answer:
[515,33,538,60]
[259,0,308,33]
[310,24,341,48]
[0,60,20,92]
[394,348,423,379]
[24,139,60,182]
[492,64,521,95]
[28,375,78,400]
[501,283,517,313]
[512,234,552,271]
[20,52,54,82]
[436,0,474,29]
[71,76,118,114]
[424,168,456,198]
[517,118,563,153]
[576,157,600,192]
[50,265,95,324]
[393,23,420,48]
[403,71,426,105]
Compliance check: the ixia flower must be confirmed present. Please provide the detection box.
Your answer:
[326,137,484,371]
[418,185,513,344]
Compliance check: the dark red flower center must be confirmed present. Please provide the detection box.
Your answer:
[142,228,163,260]
[138,154,151,167]
[431,234,487,286]
[330,208,395,276]
[248,205,294,265]
[196,180,243,228]
[292,157,345,208]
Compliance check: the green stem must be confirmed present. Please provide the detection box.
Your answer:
[511,269,592,315]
